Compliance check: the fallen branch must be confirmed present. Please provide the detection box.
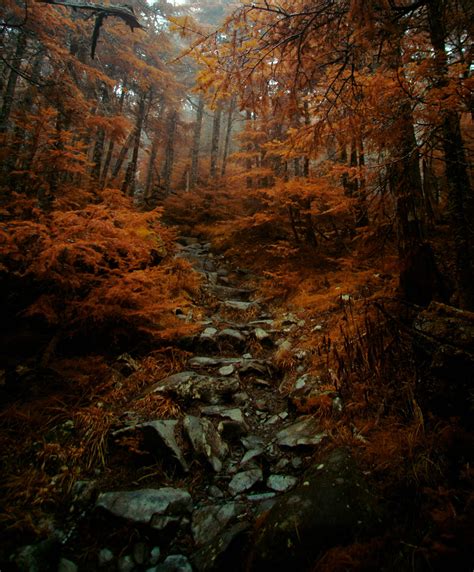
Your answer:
[36,0,144,58]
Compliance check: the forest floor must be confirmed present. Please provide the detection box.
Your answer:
[0,225,473,572]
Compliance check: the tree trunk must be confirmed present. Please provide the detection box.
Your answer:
[221,95,236,177]
[210,102,222,179]
[190,95,204,189]
[161,110,178,194]
[427,0,474,310]
[0,32,27,134]
[100,85,127,187]
[121,90,147,196]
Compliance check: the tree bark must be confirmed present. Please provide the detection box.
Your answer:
[221,95,236,177]
[161,110,178,194]
[210,102,222,179]
[121,89,147,196]
[0,32,27,134]
[426,0,474,310]
[190,95,204,189]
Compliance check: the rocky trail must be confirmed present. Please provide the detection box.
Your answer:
[14,239,380,572]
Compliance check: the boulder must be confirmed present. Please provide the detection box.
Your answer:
[246,448,381,570]
[191,522,250,572]
[191,502,245,546]
[275,416,328,447]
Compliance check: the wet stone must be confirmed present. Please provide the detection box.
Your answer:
[228,468,263,495]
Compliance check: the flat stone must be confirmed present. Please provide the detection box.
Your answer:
[217,328,246,346]
[240,448,264,466]
[228,468,263,495]
[210,285,253,301]
[149,547,161,565]
[150,371,240,405]
[201,406,246,425]
[188,357,241,368]
[222,300,257,312]
[254,328,271,342]
[184,415,229,472]
[275,416,328,447]
[96,488,192,525]
[192,503,243,546]
[218,364,235,376]
[266,474,298,492]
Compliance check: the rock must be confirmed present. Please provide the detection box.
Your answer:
[98,548,114,566]
[71,480,97,505]
[217,419,248,441]
[118,555,136,572]
[151,554,193,572]
[240,448,264,466]
[239,359,272,376]
[58,558,78,572]
[217,328,246,349]
[191,522,250,572]
[254,328,271,343]
[247,448,381,570]
[218,364,235,376]
[149,547,161,565]
[228,468,263,495]
[275,416,328,447]
[201,405,246,426]
[222,300,257,312]
[115,353,141,375]
[266,475,298,492]
[137,420,188,472]
[150,371,240,405]
[15,540,59,572]
[241,435,265,450]
[188,357,241,368]
[183,415,229,472]
[192,503,244,546]
[96,488,192,526]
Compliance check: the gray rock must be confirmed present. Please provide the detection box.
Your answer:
[222,300,256,312]
[241,435,265,450]
[248,448,381,570]
[118,555,135,572]
[188,357,240,368]
[152,554,193,571]
[98,548,114,566]
[266,474,298,492]
[239,359,272,376]
[228,468,263,495]
[210,285,253,301]
[137,420,188,472]
[150,371,240,405]
[217,328,246,348]
[240,448,264,466]
[58,558,78,572]
[96,488,192,526]
[218,364,235,376]
[200,406,246,425]
[275,416,328,447]
[183,415,229,472]
[149,547,161,565]
[192,503,244,546]
[191,522,250,572]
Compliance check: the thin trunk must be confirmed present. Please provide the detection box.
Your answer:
[355,137,369,227]
[246,110,253,188]
[161,110,178,194]
[0,32,27,134]
[221,95,236,177]
[210,102,222,179]
[190,95,204,189]
[112,132,133,179]
[121,90,147,196]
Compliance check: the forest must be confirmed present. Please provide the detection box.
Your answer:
[0,0,473,570]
